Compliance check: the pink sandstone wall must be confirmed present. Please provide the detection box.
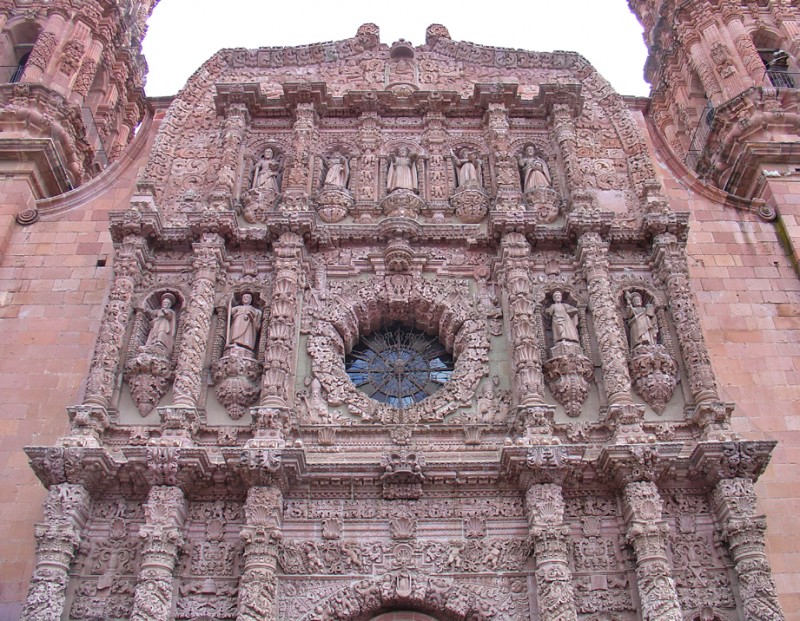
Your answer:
[0,107,164,620]
[638,107,800,620]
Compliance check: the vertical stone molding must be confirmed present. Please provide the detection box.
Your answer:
[500,232,545,405]
[213,103,249,203]
[577,232,632,405]
[550,101,581,202]
[237,486,284,621]
[21,484,90,621]
[712,478,785,621]
[130,486,187,621]
[172,234,225,409]
[84,237,147,410]
[260,232,304,409]
[524,484,578,621]
[651,233,719,406]
[622,481,683,621]
[283,102,318,204]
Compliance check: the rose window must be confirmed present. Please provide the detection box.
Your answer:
[345,324,454,407]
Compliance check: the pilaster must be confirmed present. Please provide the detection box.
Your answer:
[622,481,683,621]
[130,486,187,621]
[236,486,284,621]
[172,233,226,409]
[524,484,578,621]
[712,478,785,620]
[20,484,90,621]
[500,232,545,406]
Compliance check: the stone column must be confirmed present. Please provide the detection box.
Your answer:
[84,235,146,410]
[500,232,545,405]
[577,232,632,405]
[622,481,682,621]
[679,29,724,105]
[712,478,785,620]
[211,103,249,206]
[69,38,103,103]
[260,232,304,409]
[236,486,283,621]
[484,103,520,212]
[525,484,578,621]
[21,12,66,83]
[172,233,225,409]
[21,484,90,621]
[651,233,718,405]
[130,486,187,621]
[723,9,768,85]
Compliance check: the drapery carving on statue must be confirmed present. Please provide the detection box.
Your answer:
[240,145,285,223]
[299,572,511,621]
[124,290,186,416]
[620,287,679,414]
[541,288,593,418]
[211,290,266,420]
[314,146,354,222]
[305,275,489,424]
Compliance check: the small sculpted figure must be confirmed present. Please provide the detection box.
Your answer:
[252,148,281,192]
[624,291,658,348]
[324,151,350,189]
[145,293,177,355]
[451,148,481,188]
[227,293,262,352]
[545,290,579,344]
[387,146,418,192]
[518,145,551,191]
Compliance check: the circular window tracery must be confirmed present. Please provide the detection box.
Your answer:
[345,324,454,408]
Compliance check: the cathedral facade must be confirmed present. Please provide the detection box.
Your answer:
[0,1,799,620]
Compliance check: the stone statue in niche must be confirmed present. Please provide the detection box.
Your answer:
[316,151,354,223]
[518,145,551,191]
[624,291,658,349]
[475,270,503,336]
[323,151,350,189]
[387,146,419,193]
[226,293,262,354]
[623,289,679,415]
[212,293,264,420]
[252,147,282,192]
[451,148,482,188]
[126,292,179,416]
[545,290,579,344]
[543,290,593,418]
[143,293,177,356]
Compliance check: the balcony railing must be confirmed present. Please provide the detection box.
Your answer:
[765,69,798,89]
[685,101,715,172]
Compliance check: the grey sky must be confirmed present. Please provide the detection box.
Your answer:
[142,0,651,98]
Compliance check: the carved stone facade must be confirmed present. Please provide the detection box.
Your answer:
[0,6,798,621]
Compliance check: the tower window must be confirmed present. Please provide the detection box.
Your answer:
[9,51,28,83]
[759,49,795,88]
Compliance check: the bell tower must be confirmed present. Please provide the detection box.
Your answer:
[0,0,158,254]
[629,0,800,263]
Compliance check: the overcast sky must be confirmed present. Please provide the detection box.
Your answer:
[142,0,651,98]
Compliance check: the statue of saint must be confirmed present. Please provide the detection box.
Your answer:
[545,290,579,344]
[624,291,658,348]
[518,145,551,191]
[145,293,177,355]
[387,146,418,192]
[226,293,262,352]
[324,151,350,189]
[252,148,281,192]
[451,148,481,188]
